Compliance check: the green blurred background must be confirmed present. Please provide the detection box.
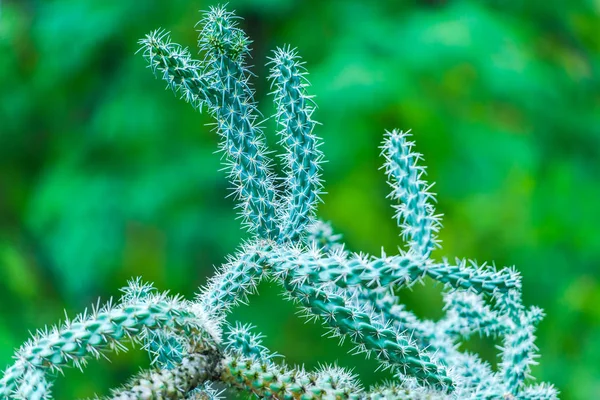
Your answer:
[1,0,599,398]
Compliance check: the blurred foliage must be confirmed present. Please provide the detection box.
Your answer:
[1,0,599,398]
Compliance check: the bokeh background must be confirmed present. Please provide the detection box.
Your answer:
[1,0,599,398]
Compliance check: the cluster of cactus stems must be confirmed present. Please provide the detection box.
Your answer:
[0,6,558,400]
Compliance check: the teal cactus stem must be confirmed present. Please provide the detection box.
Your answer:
[271,257,454,392]
[139,31,217,111]
[196,6,281,239]
[360,286,508,397]
[364,384,440,400]
[269,246,521,296]
[108,353,219,400]
[141,18,281,240]
[0,289,218,399]
[222,324,366,398]
[495,288,528,323]
[224,323,274,361]
[361,288,421,331]
[448,352,499,395]
[492,289,545,395]
[197,242,270,321]
[11,369,50,400]
[144,330,187,369]
[269,47,324,243]
[383,129,441,258]
[139,30,272,242]
[442,291,507,338]
[122,279,190,370]
[500,307,542,395]
[361,288,437,350]
[520,383,560,400]
[306,220,345,254]
[221,355,363,399]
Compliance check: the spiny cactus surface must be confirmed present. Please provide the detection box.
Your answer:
[0,6,557,400]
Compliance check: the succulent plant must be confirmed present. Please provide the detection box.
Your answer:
[0,6,557,400]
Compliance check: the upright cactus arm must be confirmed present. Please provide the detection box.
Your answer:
[499,307,543,395]
[141,8,281,239]
[197,6,281,239]
[382,130,441,258]
[268,47,324,243]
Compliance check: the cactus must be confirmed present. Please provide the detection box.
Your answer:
[0,5,557,399]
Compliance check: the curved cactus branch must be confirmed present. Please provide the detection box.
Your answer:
[0,284,219,399]
[268,245,521,296]
[269,252,454,392]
